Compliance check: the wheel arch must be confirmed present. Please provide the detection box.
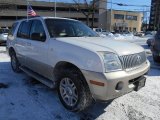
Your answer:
[9,47,15,56]
[54,61,89,87]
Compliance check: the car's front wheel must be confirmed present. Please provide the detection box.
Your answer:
[57,68,93,112]
[10,52,21,73]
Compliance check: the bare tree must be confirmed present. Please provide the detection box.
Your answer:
[72,0,98,28]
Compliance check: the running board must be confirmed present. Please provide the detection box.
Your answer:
[20,66,55,88]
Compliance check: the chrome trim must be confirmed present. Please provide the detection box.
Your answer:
[119,52,146,71]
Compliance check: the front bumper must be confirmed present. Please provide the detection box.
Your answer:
[82,60,150,101]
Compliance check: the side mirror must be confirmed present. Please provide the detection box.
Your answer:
[31,33,46,42]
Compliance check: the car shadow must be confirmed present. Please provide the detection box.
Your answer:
[23,76,112,119]
[0,62,11,71]
[148,66,160,76]
[25,74,113,119]
[78,101,112,119]
[146,56,160,76]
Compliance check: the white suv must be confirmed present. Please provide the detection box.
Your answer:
[7,17,150,112]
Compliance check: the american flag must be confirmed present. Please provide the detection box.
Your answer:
[27,4,37,16]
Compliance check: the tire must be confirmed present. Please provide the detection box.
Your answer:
[10,52,21,73]
[57,68,93,112]
[153,54,160,63]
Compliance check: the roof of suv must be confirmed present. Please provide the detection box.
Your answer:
[16,16,78,23]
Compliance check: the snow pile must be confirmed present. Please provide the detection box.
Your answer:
[113,34,126,40]
[105,33,142,41]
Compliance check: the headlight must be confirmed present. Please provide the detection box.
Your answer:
[100,52,122,72]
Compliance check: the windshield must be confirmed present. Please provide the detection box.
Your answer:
[45,19,98,37]
[0,29,9,34]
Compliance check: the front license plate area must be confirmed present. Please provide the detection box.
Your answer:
[134,77,146,91]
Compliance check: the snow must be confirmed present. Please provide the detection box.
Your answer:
[102,33,155,42]
[0,46,160,120]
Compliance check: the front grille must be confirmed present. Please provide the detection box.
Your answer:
[119,52,146,70]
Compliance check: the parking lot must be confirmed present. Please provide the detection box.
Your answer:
[0,39,160,120]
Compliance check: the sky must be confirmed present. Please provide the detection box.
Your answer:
[36,0,151,11]
[107,0,151,11]
[41,0,151,22]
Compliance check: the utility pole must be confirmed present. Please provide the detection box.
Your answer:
[26,0,28,21]
[110,0,113,32]
[54,0,56,17]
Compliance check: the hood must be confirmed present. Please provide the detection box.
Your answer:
[56,37,144,56]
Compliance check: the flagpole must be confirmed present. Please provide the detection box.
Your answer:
[54,0,56,17]
[27,0,28,21]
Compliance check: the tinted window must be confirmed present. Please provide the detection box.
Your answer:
[17,20,32,39]
[9,22,18,36]
[30,20,46,41]
[45,19,98,37]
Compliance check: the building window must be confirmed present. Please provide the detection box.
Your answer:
[129,27,132,31]
[133,28,136,32]
[125,27,128,31]
[114,14,124,20]
[126,15,137,21]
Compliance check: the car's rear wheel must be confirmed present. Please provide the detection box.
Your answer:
[57,68,93,112]
[11,52,21,73]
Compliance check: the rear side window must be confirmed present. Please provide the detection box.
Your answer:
[30,20,46,41]
[17,20,32,39]
[9,22,18,36]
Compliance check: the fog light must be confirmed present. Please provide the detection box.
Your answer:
[115,82,124,90]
